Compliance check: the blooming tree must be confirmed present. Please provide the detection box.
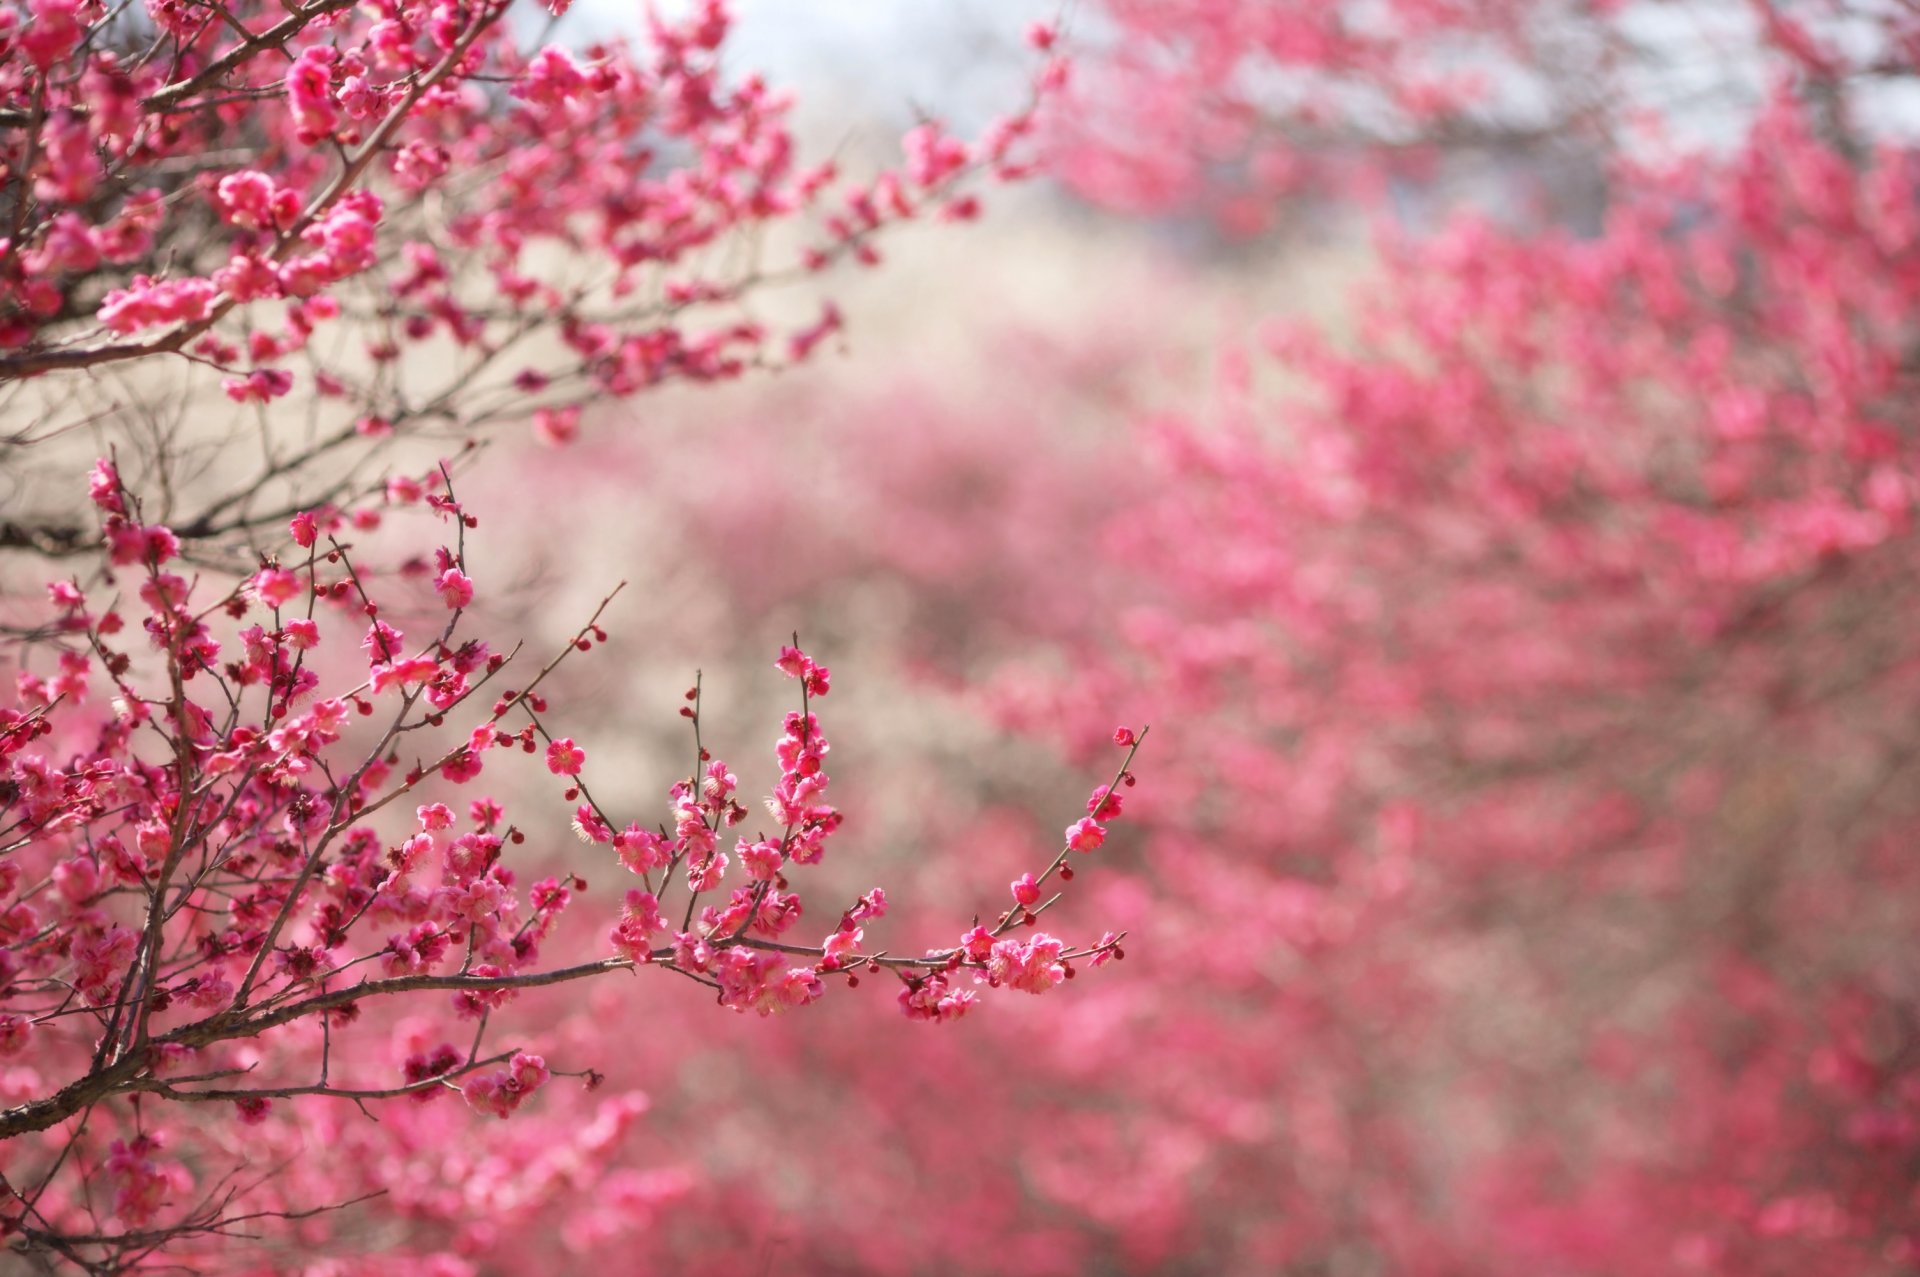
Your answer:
[0,1,1138,1270]
[0,0,1060,553]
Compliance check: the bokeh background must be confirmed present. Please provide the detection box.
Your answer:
[425,3,1920,1274]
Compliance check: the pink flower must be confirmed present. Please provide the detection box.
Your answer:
[214,171,299,230]
[222,369,294,404]
[435,568,473,609]
[1011,873,1041,907]
[1066,816,1107,853]
[615,824,672,874]
[248,567,302,608]
[104,520,180,566]
[573,804,611,843]
[546,737,586,775]
[775,644,832,697]
[685,848,726,892]
[370,657,439,693]
[461,1051,549,1119]
[610,890,665,960]
[288,510,318,547]
[21,0,83,68]
[823,926,863,964]
[738,837,784,881]
[286,46,339,143]
[899,971,974,1023]
[902,122,970,188]
[214,254,281,302]
[362,620,405,662]
[392,140,451,190]
[986,934,1067,994]
[98,276,216,333]
[775,644,810,678]
[88,459,124,513]
[73,926,138,1003]
[516,46,589,107]
[106,1135,180,1225]
[283,618,319,649]
[52,856,100,903]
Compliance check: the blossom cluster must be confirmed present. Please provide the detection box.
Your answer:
[0,0,1070,560]
[0,450,1134,1269]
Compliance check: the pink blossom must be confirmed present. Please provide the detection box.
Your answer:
[105,1135,181,1225]
[615,824,672,875]
[738,837,784,881]
[985,934,1067,994]
[546,738,585,775]
[214,171,299,230]
[822,926,863,964]
[517,47,590,107]
[371,657,440,693]
[461,1051,549,1119]
[573,804,612,843]
[52,856,99,903]
[222,369,294,404]
[213,253,282,302]
[87,459,124,513]
[435,568,474,609]
[899,971,975,1023]
[97,276,216,334]
[286,46,339,143]
[902,122,970,188]
[21,0,83,68]
[1065,816,1107,853]
[248,567,302,608]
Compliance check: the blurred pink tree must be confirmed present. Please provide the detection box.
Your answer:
[582,2,1920,1273]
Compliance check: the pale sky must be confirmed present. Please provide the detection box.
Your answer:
[574,0,1053,136]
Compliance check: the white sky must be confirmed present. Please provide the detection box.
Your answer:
[574,1,1052,136]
